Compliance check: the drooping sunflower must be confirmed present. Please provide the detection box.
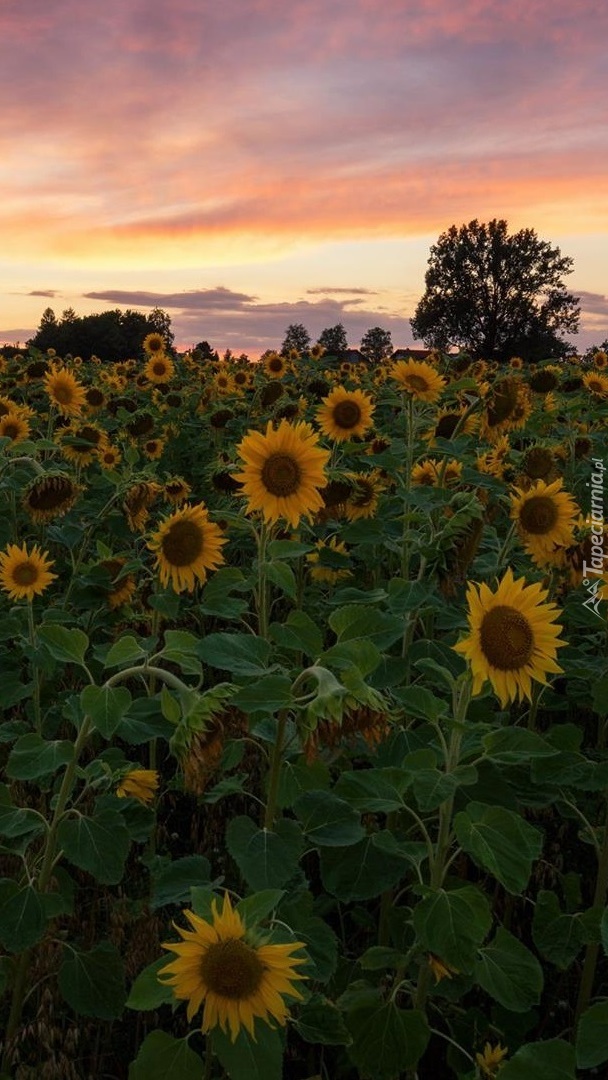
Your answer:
[58,422,108,466]
[316,386,375,442]
[306,536,352,584]
[0,411,31,444]
[425,407,478,444]
[123,481,162,532]
[98,557,137,610]
[44,364,87,417]
[583,371,608,397]
[344,470,384,521]
[148,502,227,593]
[159,892,307,1041]
[232,420,330,528]
[528,368,559,394]
[22,473,81,523]
[510,479,579,563]
[116,768,158,803]
[519,445,558,484]
[144,353,174,384]
[475,1043,509,1078]
[142,332,166,356]
[453,567,566,707]
[164,477,192,506]
[0,542,57,602]
[391,359,446,403]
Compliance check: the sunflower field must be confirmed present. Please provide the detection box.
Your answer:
[0,339,607,1080]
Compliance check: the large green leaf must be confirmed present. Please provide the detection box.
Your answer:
[226,816,302,890]
[576,1001,608,1068]
[293,790,364,847]
[269,609,323,658]
[475,927,543,1012]
[198,633,271,676]
[231,675,294,715]
[328,604,404,650]
[499,1039,576,1079]
[38,624,89,666]
[345,994,430,1077]
[279,892,338,982]
[128,1032,203,1080]
[150,855,212,909]
[0,880,47,952]
[482,728,558,764]
[6,733,73,780]
[104,634,146,667]
[532,890,586,969]
[294,996,351,1046]
[453,802,543,894]
[320,830,409,901]
[126,956,175,1011]
[80,684,132,739]
[57,810,130,884]
[334,767,412,812]
[213,1022,283,1080]
[0,784,45,839]
[413,885,492,973]
[58,941,126,1019]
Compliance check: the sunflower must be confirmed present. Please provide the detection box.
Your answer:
[344,470,384,521]
[453,567,566,707]
[475,1043,509,1078]
[307,537,352,584]
[123,481,162,532]
[411,459,440,486]
[391,359,446,402]
[232,420,330,528]
[316,386,375,442]
[84,385,106,412]
[164,477,192,505]
[583,371,608,397]
[145,354,174,384]
[528,368,559,393]
[143,332,166,356]
[58,422,108,466]
[510,479,578,563]
[476,434,511,479]
[482,376,531,442]
[98,445,122,470]
[509,356,524,370]
[23,473,81,523]
[593,349,608,369]
[98,556,137,609]
[149,502,227,593]
[0,542,57,602]
[310,343,325,360]
[264,352,288,379]
[116,768,159,803]
[44,364,86,417]
[0,411,31,444]
[425,408,478,444]
[159,892,307,1041]
[519,445,557,483]
[143,437,166,460]
[428,954,459,984]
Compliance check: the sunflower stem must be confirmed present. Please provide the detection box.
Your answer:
[27,600,42,735]
[400,394,415,581]
[203,1032,214,1079]
[256,521,270,639]
[495,520,517,570]
[263,709,289,829]
[575,796,608,1029]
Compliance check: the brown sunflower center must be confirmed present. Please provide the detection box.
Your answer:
[2,421,20,439]
[75,425,101,445]
[351,479,374,507]
[13,561,38,586]
[52,381,75,404]
[479,605,534,670]
[28,477,74,511]
[332,399,362,429]
[435,414,460,439]
[199,938,265,999]
[161,520,204,566]
[261,452,302,496]
[404,374,429,392]
[152,361,167,376]
[487,382,519,425]
[523,448,554,479]
[519,495,559,535]
[86,387,104,406]
[268,357,283,372]
[147,337,164,353]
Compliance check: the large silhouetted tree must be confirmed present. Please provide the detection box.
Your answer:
[360,326,393,362]
[317,323,348,356]
[410,219,580,361]
[28,308,174,363]
[280,324,311,356]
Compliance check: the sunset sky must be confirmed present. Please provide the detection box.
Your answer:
[2,0,607,357]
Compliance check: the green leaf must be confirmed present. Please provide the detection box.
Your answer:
[226,816,303,890]
[160,684,181,724]
[80,684,132,739]
[483,728,558,764]
[199,567,249,618]
[500,1039,576,1080]
[576,1001,608,1068]
[359,946,407,971]
[474,927,544,1012]
[265,559,297,600]
[160,630,206,675]
[276,759,331,809]
[231,675,294,715]
[0,784,45,839]
[345,996,430,1077]
[6,734,73,780]
[453,802,543,894]
[199,633,271,676]
[413,886,492,973]
[294,996,352,1046]
[150,855,212,909]
[532,890,586,969]
[58,810,130,884]
[412,769,458,812]
[38,624,89,666]
[293,790,364,847]
[388,578,435,614]
[267,539,314,559]
[128,1032,203,1080]
[279,893,338,982]
[328,604,404,650]
[104,635,146,667]
[213,1023,283,1080]
[0,880,47,952]
[320,830,410,901]
[58,941,126,1019]
[269,610,323,658]
[334,767,411,812]
[601,907,608,955]
[236,890,284,926]
[394,685,447,721]
[321,638,382,677]
[126,956,175,1011]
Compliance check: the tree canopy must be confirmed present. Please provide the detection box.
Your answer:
[28,307,174,363]
[317,323,348,357]
[280,324,311,356]
[360,326,393,362]
[410,219,580,362]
